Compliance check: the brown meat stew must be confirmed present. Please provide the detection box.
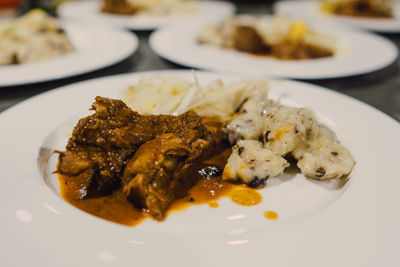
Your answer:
[57,96,254,225]
[232,25,333,60]
[58,145,236,226]
[330,0,393,18]
[102,0,139,15]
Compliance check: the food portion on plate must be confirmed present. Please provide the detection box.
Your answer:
[58,0,235,31]
[0,9,74,65]
[321,0,393,18]
[102,0,198,15]
[57,96,224,222]
[56,75,354,226]
[224,103,354,183]
[197,16,335,60]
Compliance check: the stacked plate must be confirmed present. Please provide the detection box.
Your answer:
[0,0,236,86]
[274,0,400,33]
[149,15,398,79]
[0,24,138,87]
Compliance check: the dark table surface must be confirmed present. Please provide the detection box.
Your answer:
[1,1,399,123]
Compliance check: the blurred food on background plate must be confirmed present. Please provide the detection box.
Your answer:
[55,74,355,225]
[321,0,393,18]
[0,9,74,65]
[102,0,199,15]
[197,15,335,60]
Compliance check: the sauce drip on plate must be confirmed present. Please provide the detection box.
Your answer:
[264,211,279,220]
[229,188,262,206]
[58,146,263,226]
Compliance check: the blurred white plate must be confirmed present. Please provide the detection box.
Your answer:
[58,0,236,31]
[275,0,400,33]
[0,24,138,87]
[149,17,398,79]
[1,70,400,267]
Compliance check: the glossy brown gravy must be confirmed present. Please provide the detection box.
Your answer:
[244,43,334,60]
[58,147,263,226]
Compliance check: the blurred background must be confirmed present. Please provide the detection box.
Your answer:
[1,0,278,15]
[0,0,399,121]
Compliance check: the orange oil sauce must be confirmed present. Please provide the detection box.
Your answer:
[58,147,263,226]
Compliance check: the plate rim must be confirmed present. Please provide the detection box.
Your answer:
[58,0,237,31]
[274,0,400,33]
[1,70,400,267]
[0,23,139,87]
[148,17,399,80]
[1,68,399,127]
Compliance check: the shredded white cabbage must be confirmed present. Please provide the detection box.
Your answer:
[121,74,354,182]
[121,74,192,115]
[121,73,269,122]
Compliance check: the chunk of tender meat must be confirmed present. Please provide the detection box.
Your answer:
[58,96,223,198]
[102,0,139,14]
[121,119,222,220]
[58,148,130,196]
[67,96,212,151]
[122,134,208,220]
[222,140,288,188]
[57,150,94,176]
[334,0,392,18]
[271,43,333,60]
[58,97,150,194]
[67,96,154,151]
[292,125,355,180]
[233,25,269,53]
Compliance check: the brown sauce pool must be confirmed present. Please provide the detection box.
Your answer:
[58,147,263,226]
[243,43,334,60]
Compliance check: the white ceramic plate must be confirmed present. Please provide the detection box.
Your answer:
[149,17,398,79]
[0,23,138,87]
[1,70,400,266]
[275,0,400,33]
[58,0,236,31]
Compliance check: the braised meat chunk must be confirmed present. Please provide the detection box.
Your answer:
[122,134,207,220]
[197,16,335,60]
[58,96,154,195]
[271,43,334,60]
[332,0,393,18]
[233,25,269,54]
[122,120,222,220]
[102,0,139,14]
[57,96,223,219]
